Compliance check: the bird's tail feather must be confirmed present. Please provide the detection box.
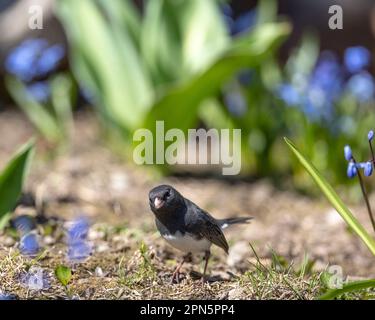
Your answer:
[219,217,253,229]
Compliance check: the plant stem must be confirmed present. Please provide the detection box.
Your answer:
[369,140,375,165]
[353,158,375,233]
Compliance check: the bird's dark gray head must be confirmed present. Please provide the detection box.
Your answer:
[149,185,184,214]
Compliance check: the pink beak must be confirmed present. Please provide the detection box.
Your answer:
[154,197,164,209]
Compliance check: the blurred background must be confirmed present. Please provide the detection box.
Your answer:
[1,0,375,196]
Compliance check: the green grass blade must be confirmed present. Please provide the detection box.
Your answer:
[318,279,375,300]
[0,139,35,220]
[284,137,375,256]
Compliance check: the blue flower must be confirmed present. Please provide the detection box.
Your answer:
[66,217,91,263]
[5,38,64,81]
[237,69,254,86]
[277,84,301,106]
[347,162,357,178]
[344,46,370,73]
[308,52,343,103]
[36,44,65,75]
[347,72,375,103]
[5,39,48,81]
[344,145,352,161]
[67,217,89,242]
[231,10,256,35]
[20,232,40,256]
[19,266,50,290]
[0,292,17,300]
[26,81,50,102]
[368,130,374,141]
[364,161,373,177]
[224,91,247,117]
[67,241,92,263]
[12,215,35,235]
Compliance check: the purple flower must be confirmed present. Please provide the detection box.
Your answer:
[344,145,352,161]
[20,232,40,257]
[344,46,371,73]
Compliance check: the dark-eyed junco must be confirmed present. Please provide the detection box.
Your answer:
[148,184,252,283]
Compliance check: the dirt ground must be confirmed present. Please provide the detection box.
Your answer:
[0,109,374,299]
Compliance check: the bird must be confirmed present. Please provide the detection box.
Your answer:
[148,184,253,283]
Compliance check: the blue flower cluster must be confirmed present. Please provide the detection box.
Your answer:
[221,4,256,36]
[344,130,374,178]
[277,52,342,122]
[19,266,50,291]
[66,217,92,263]
[278,46,375,122]
[4,38,65,102]
[0,292,17,300]
[14,214,92,264]
[20,232,40,256]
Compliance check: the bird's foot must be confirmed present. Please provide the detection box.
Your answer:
[171,270,181,284]
[200,276,207,285]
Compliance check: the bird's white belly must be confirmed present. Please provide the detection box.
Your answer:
[162,232,211,253]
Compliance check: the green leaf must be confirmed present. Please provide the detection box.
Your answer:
[57,0,153,131]
[55,265,72,286]
[5,77,62,143]
[284,137,375,256]
[50,73,75,138]
[318,279,375,300]
[0,212,11,231]
[144,22,291,135]
[0,139,34,221]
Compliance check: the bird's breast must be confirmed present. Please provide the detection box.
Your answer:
[162,231,211,253]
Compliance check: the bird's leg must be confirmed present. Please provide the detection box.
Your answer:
[201,251,211,284]
[171,253,190,283]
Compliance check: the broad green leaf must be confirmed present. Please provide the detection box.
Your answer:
[57,0,153,131]
[141,0,184,84]
[50,73,74,138]
[5,77,62,143]
[55,265,72,287]
[144,22,290,135]
[318,279,375,300]
[0,139,34,220]
[284,137,375,256]
[97,0,141,49]
[181,0,229,75]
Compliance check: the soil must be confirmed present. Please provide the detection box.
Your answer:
[0,109,374,299]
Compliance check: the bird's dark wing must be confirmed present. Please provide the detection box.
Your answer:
[185,200,229,254]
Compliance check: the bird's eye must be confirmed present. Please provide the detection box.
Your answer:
[165,189,171,198]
